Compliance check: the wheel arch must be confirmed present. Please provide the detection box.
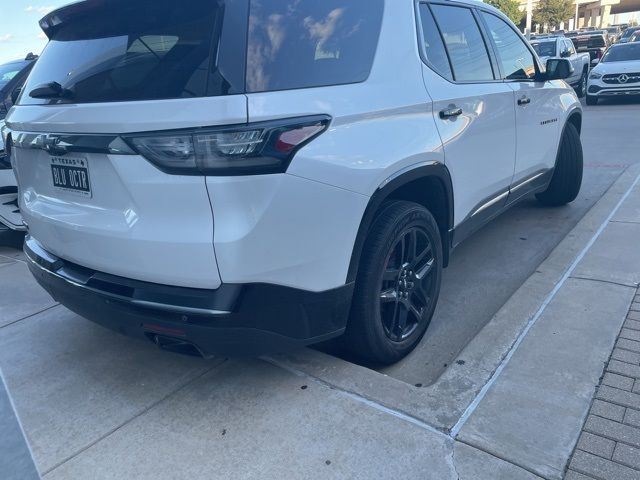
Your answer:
[566,109,582,135]
[346,163,454,283]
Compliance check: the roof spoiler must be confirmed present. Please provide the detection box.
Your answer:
[38,0,88,39]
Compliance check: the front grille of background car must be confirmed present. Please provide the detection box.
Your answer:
[603,73,640,84]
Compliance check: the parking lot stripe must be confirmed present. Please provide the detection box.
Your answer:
[450,171,640,439]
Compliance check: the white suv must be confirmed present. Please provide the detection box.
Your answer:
[6,0,583,364]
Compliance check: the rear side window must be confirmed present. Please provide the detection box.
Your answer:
[21,0,246,105]
[246,0,384,92]
[480,12,536,80]
[418,5,453,81]
[566,39,576,55]
[430,5,494,82]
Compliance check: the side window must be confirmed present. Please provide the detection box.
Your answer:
[430,5,494,82]
[246,0,384,92]
[418,4,453,81]
[566,40,576,55]
[480,12,536,80]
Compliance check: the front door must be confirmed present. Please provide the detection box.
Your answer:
[478,10,562,195]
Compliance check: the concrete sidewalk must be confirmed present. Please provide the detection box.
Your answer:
[1,164,640,479]
[0,371,39,480]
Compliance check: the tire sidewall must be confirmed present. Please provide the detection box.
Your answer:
[353,202,442,362]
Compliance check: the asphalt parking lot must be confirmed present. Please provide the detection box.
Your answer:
[1,97,640,479]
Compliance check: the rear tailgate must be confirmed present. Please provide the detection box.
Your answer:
[8,0,250,289]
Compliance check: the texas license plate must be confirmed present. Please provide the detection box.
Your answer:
[50,156,92,197]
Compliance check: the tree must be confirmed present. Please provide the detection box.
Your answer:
[533,0,575,29]
[485,0,524,25]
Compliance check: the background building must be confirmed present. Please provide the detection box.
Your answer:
[517,0,640,30]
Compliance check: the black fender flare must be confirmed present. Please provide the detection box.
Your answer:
[346,162,454,283]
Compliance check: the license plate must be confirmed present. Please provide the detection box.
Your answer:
[50,156,92,197]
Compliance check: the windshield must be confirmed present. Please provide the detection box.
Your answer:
[532,41,556,57]
[0,61,30,92]
[602,44,640,62]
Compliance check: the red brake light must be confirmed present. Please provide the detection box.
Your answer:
[275,125,326,154]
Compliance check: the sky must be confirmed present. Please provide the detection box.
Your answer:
[0,1,68,64]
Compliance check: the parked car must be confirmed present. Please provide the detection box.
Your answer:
[6,0,583,363]
[618,26,640,44]
[0,54,37,232]
[531,37,590,96]
[572,32,609,62]
[587,42,640,105]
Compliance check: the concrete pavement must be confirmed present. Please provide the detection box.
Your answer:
[0,371,39,480]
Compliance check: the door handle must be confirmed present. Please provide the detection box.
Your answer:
[439,107,463,119]
[517,96,531,106]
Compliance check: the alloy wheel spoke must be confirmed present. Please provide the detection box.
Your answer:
[408,300,423,321]
[396,306,409,338]
[380,288,398,303]
[415,259,434,281]
[412,244,432,270]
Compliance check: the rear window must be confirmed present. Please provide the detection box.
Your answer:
[246,0,384,93]
[20,0,247,105]
[531,41,556,57]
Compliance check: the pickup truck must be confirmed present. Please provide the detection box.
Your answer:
[531,36,590,97]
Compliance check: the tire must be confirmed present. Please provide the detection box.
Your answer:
[576,68,588,98]
[586,94,598,106]
[535,122,583,207]
[345,200,442,365]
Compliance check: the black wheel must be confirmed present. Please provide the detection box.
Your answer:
[345,201,442,365]
[576,68,588,98]
[586,94,598,106]
[536,123,583,207]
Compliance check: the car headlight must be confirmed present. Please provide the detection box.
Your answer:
[589,72,603,80]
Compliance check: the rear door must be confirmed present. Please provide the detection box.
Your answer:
[417,2,517,238]
[478,10,561,198]
[8,0,249,288]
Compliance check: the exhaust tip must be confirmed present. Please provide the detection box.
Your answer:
[145,333,204,358]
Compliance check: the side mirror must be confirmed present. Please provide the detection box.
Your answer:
[10,88,21,105]
[591,58,600,66]
[560,50,571,58]
[545,58,574,80]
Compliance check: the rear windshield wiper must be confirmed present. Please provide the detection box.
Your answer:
[29,81,74,100]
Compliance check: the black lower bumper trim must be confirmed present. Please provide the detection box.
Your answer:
[24,237,353,357]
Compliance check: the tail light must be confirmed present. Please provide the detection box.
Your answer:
[124,115,330,176]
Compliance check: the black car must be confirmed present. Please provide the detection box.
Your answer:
[0,54,37,121]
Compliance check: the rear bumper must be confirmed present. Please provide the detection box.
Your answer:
[25,237,352,357]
